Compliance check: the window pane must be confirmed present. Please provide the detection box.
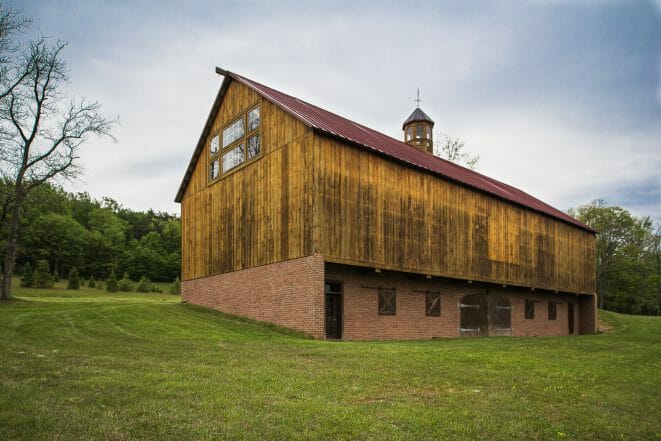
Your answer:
[209,159,219,180]
[222,118,244,148]
[548,301,557,320]
[525,299,535,319]
[248,106,260,132]
[378,288,396,315]
[222,144,245,173]
[426,292,441,316]
[416,124,422,139]
[248,134,260,159]
[209,134,219,155]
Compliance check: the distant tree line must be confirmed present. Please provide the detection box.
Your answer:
[569,200,660,316]
[0,181,181,283]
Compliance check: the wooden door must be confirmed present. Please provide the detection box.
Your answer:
[325,281,343,339]
[568,303,575,334]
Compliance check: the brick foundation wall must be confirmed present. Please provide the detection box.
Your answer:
[326,263,596,340]
[182,254,325,339]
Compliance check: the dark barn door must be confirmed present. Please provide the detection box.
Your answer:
[325,281,343,339]
[460,292,512,336]
[568,303,575,334]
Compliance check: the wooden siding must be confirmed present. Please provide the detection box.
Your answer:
[181,81,313,280]
[312,135,596,295]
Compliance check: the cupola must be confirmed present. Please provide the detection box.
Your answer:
[402,90,434,154]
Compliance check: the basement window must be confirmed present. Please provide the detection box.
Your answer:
[548,301,557,320]
[378,288,396,315]
[426,291,441,316]
[525,299,535,319]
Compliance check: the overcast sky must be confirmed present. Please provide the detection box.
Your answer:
[9,0,661,219]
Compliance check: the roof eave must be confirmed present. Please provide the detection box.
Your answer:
[174,71,232,203]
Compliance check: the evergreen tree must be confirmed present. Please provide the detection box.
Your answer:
[34,260,54,289]
[136,276,152,293]
[88,276,96,288]
[67,267,80,290]
[169,277,181,295]
[118,271,133,292]
[106,270,118,293]
[52,270,60,283]
[20,263,34,288]
[96,280,104,290]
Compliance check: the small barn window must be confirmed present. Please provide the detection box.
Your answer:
[426,291,441,316]
[209,159,219,180]
[222,144,245,173]
[248,106,260,132]
[222,117,245,148]
[378,288,396,315]
[247,134,260,159]
[209,134,220,155]
[416,124,422,139]
[406,127,413,141]
[525,299,535,319]
[548,301,557,320]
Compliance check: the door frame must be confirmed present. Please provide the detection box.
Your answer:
[324,280,343,340]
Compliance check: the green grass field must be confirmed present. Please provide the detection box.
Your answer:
[1,283,659,440]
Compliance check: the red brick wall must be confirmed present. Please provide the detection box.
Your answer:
[326,263,595,340]
[182,254,325,339]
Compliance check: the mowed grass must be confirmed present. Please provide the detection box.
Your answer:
[1,283,659,440]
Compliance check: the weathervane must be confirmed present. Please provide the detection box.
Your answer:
[415,88,422,108]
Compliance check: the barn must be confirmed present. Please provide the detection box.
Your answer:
[175,68,597,340]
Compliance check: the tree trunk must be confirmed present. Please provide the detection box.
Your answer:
[1,186,25,302]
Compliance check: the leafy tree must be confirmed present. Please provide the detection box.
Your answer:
[106,270,118,293]
[169,277,181,295]
[118,271,133,292]
[87,276,96,288]
[67,267,80,290]
[434,134,479,170]
[569,200,660,314]
[19,261,33,287]
[136,276,152,293]
[33,259,53,289]
[0,6,115,301]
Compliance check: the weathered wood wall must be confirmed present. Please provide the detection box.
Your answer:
[180,79,595,295]
[311,135,596,295]
[181,81,314,280]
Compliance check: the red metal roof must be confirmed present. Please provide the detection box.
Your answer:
[176,70,594,233]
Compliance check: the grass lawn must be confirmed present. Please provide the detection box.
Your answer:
[1,284,659,440]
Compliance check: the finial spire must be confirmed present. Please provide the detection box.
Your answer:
[415,88,421,108]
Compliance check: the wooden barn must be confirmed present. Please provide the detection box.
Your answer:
[175,68,597,340]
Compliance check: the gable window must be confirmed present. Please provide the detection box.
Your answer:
[426,291,441,316]
[548,301,557,320]
[208,103,262,180]
[208,134,221,181]
[378,288,396,315]
[209,159,219,180]
[222,118,244,148]
[525,299,535,319]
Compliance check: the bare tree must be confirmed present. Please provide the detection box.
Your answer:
[434,133,479,170]
[0,6,115,301]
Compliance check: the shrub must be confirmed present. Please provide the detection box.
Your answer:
[136,276,152,293]
[106,270,118,293]
[34,260,54,289]
[169,277,181,295]
[150,285,163,293]
[118,272,133,292]
[96,280,104,290]
[52,270,60,283]
[88,276,96,289]
[20,263,34,288]
[67,267,80,290]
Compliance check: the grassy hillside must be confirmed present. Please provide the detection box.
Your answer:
[1,285,659,440]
